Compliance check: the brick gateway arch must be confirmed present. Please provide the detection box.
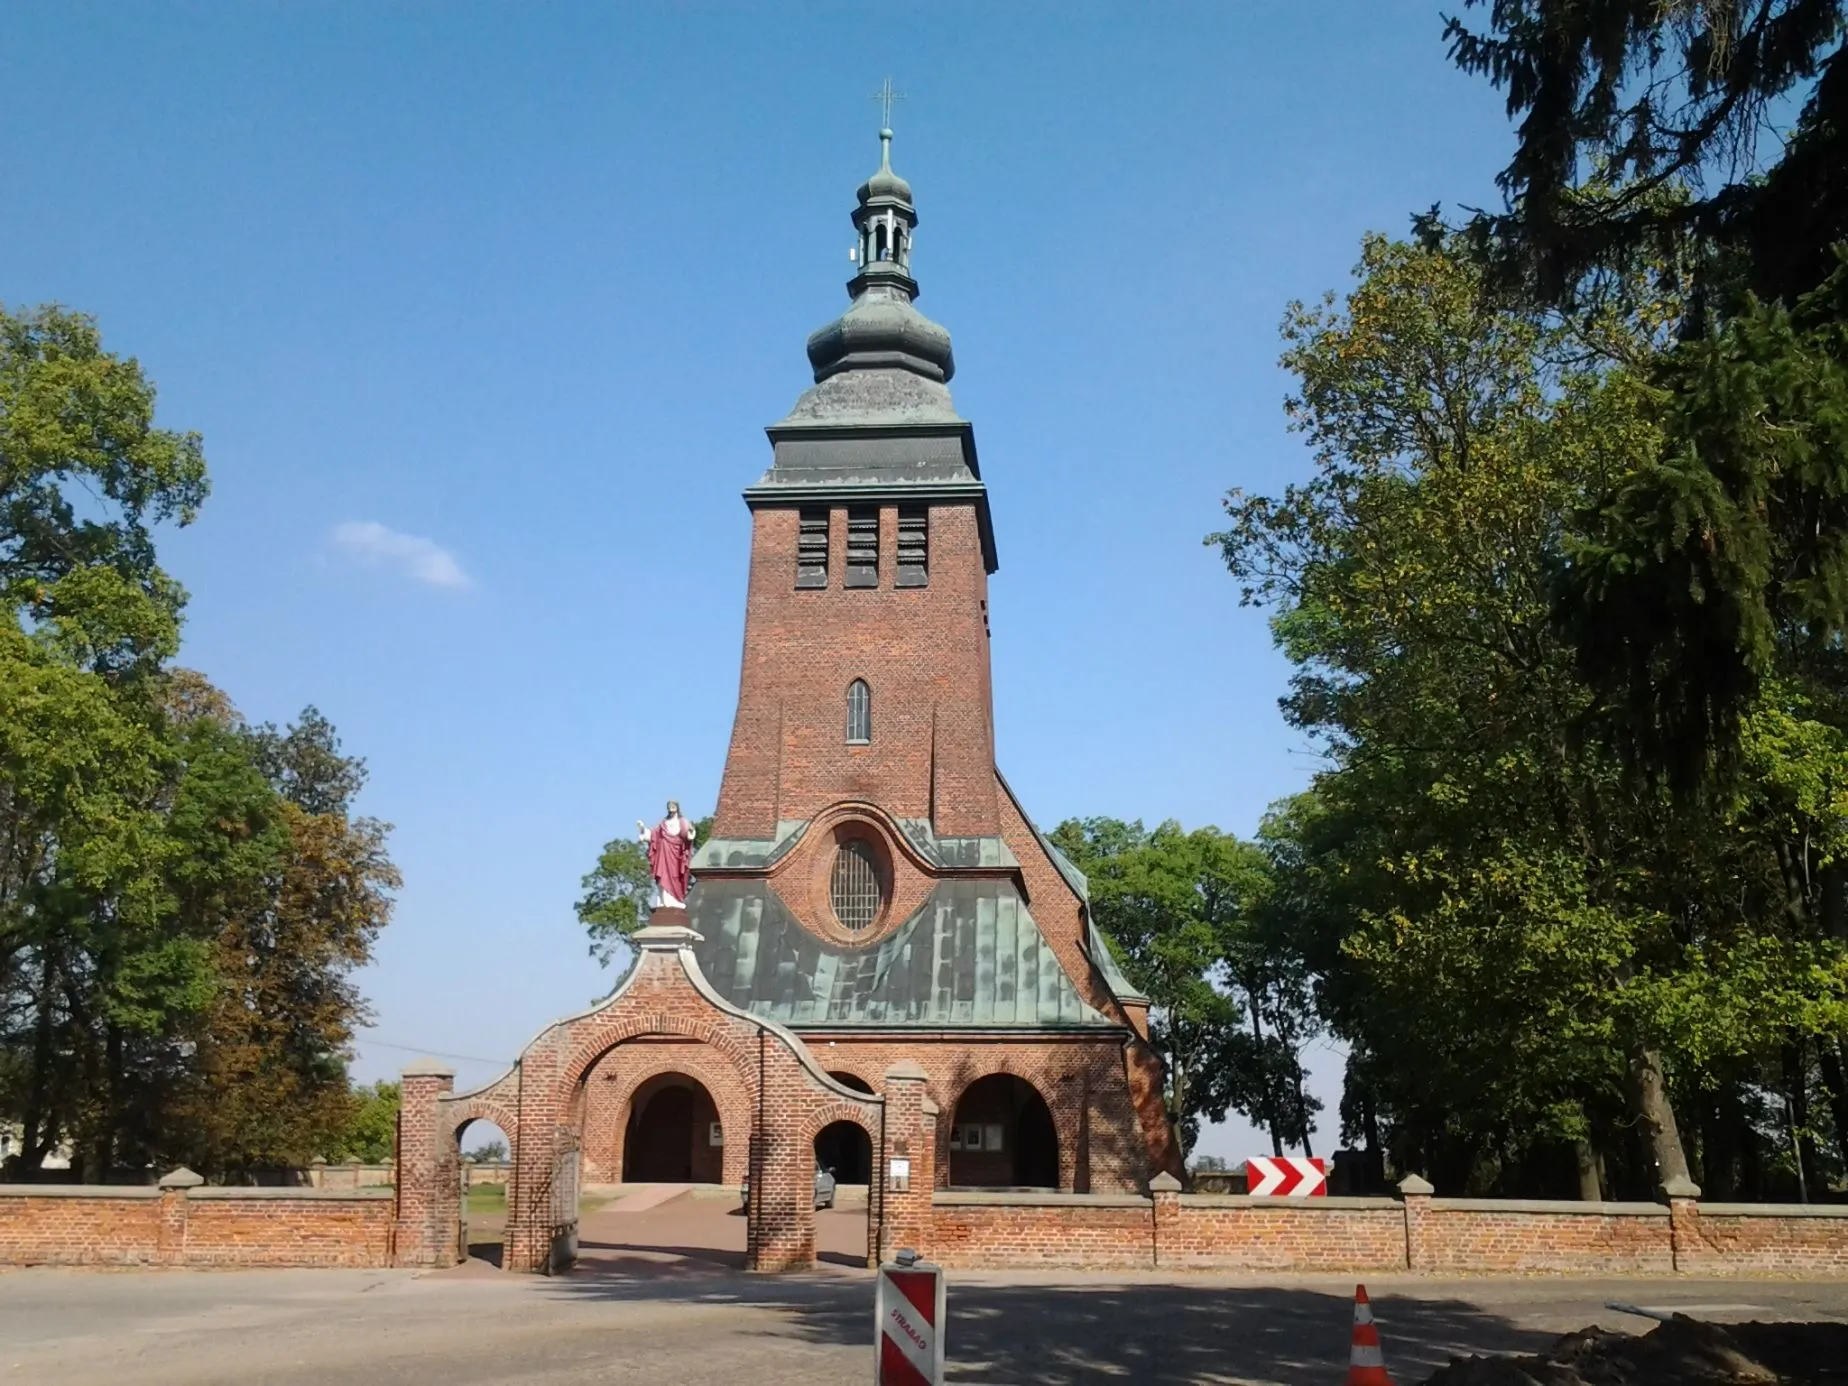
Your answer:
[391,920,939,1273]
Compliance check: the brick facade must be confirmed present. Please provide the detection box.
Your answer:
[715,503,997,840]
[799,1033,1148,1193]
[391,922,912,1273]
[581,1040,752,1186]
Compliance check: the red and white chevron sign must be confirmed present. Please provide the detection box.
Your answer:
[1246,1155,1328,1197]
[876,1256,946,1384]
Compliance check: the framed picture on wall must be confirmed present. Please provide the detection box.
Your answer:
[960,1124,985,1151]
[984,1123,1004,1152]
[709,1122,723,1147]
[949,1128,963,1150]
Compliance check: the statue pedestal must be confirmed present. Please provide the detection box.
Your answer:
[648,905,689,929]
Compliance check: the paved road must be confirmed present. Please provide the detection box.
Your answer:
[5,1192,1848,1385]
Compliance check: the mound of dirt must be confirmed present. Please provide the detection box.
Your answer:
[1422,1316,1848,1386]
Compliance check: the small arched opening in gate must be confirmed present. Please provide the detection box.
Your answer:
[804,1103,881,1269]
[455,1116,513,1268]
[816,1072,875,1186]
[622,1073,725,1183]
[948,1074,1061,1189]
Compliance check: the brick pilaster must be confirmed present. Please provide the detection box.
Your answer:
[1149,1170,1181,1267]
[1663,1175,1703,1273]
[878,1061,935,1262]
[1398,1173,1433,1270]
[156,1166,201,1264]
[394,1059,457,1268]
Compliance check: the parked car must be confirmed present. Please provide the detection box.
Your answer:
[740,1166,836,1211]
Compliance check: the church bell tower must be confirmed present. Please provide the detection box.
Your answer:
[684,123,1177,1193]
[711,124,1001,844]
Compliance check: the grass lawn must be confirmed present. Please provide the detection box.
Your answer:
[463,1182,612,1222]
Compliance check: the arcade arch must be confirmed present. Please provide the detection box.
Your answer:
[585,1039,752,1187]
[623,1073,724,1183]
[454,1115,513,1267]
[948,1074,1060,1189]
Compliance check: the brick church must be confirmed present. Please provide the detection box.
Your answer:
[587,127,1176,1197]
[399,129,1178,1276]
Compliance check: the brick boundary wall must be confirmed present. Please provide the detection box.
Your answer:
[925,1177,1848,1277]
[7,1174,1848,1276]
[0,1172,394,1268]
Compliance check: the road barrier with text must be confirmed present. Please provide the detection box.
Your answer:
[876,1250,945,1385]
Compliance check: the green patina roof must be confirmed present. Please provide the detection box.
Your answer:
[687,877,1114,1028]
[991,770,1151,1008]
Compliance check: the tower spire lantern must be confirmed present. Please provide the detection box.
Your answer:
[852,124,917,287]
[803,117,954,388]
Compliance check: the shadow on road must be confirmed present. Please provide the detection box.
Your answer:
[574,1238,747,1271]
[539,1270,1557,1384]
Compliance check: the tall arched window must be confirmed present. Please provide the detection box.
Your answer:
[846,679,871,744]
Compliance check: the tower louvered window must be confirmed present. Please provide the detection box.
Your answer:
[830,839,882,931]
[845,506,879,588]
[796,508,829,588]
[846,679,871,743]
[896,505,928,587]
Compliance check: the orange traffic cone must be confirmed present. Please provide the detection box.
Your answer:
[1346,1284,1394,1385]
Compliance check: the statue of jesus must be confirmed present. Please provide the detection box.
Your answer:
[637,801,697,909]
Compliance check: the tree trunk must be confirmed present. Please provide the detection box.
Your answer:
[1783,1042,1822,1202]
[1626,1041,1694,1193]
[21,949,59,1172]
[1738,1095,1765,1201]
[1171,1050,1190,1162]
[1358,1086,1386,1192]
[1290,1059,1315,1159]
[1574,1137,1603,1201]
[1821,1041,1848,1175]
[1248,1003,1283,1156]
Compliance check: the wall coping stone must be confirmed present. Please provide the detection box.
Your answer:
[1149,1172,1182,1194]
[400,1057,456,1078]
[159,1167,204,1189]
[1181,1194,1402,1211]
[190,1187,394,1201]
[1698,1202,1848,1218]
[0,1184,162,1199]
[1427,1197,1668,1216]
[934,1191,1151,1209]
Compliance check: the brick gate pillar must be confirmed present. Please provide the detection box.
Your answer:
[877,1061,936,1263]
[1149,1170,1181,1268]
[156,1166,202,1265]
[394,1059,458,1268]
[1398,1173,1433,1271]
[1664,1174,1703,1274]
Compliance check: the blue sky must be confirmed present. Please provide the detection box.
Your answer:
[0,3,1514,1162]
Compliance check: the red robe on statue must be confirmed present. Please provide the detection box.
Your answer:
[647,816,694,906]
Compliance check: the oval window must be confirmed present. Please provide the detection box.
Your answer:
[830,839,882,931]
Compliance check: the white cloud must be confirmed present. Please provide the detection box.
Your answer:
[330,520,472,590]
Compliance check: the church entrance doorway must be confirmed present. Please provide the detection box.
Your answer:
[948,1074,1060,1189]
[622,1074,723,1183]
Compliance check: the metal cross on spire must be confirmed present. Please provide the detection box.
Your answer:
[871,76,905,132]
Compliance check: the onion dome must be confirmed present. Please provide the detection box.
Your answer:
[805,128,955,386]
